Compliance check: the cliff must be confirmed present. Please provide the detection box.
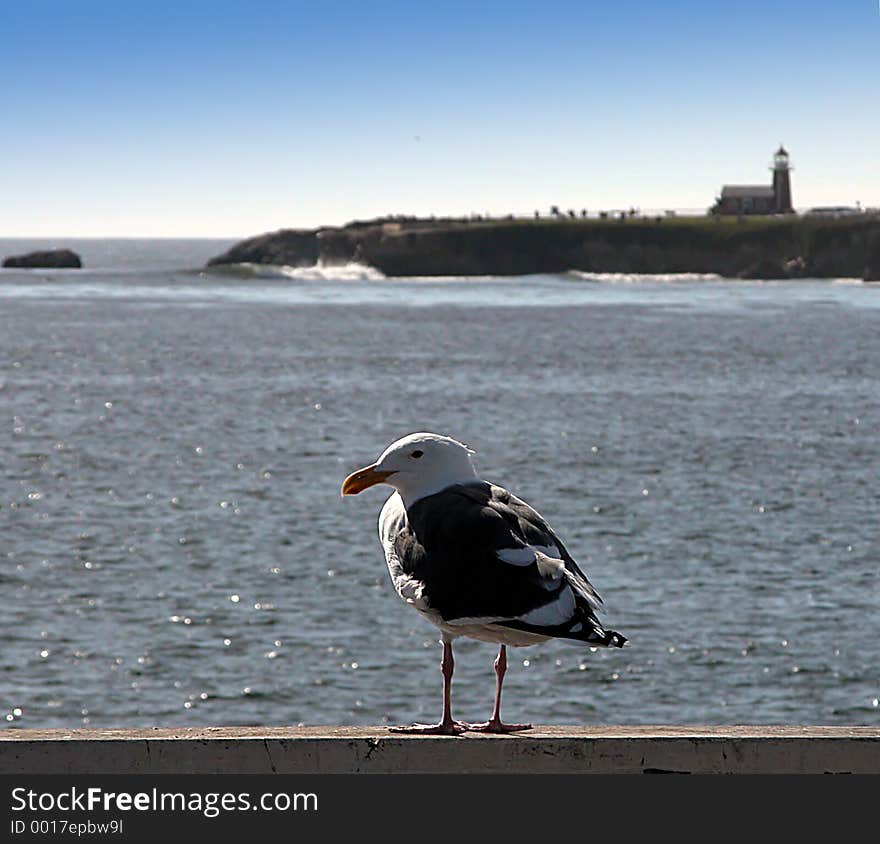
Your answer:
[206,215,880,280]
[206,229,319,267]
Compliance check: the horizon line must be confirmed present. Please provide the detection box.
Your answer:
[2,204,876,241]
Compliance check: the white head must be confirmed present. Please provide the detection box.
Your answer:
[341,432,479,506]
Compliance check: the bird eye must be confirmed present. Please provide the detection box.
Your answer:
[411,450,424,459]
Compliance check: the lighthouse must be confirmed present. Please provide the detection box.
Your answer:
[772,145,794,213]
[716,145,797,215]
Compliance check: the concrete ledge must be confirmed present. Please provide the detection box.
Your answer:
[2,726,879,774]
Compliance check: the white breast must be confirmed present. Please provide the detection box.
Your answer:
[379,492,431,613]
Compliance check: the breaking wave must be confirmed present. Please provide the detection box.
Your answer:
[207,261,386,281]
[565,270,723,283]
[830,277,868,286]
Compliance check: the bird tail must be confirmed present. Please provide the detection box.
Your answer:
[588,628,627,648]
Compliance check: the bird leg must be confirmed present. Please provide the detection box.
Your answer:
[466,645,532,733]
[389,639,467,735]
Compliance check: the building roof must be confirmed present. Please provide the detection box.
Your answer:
[721,185,775,198]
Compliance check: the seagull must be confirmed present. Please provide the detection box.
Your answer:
[341,432,626,734]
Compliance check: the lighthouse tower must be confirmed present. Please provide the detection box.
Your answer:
[772,145,794,213]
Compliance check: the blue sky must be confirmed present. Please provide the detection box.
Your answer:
[1,1,878,236]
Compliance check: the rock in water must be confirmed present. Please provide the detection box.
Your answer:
[3,249,82,268]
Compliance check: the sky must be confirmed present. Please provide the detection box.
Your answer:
[1,1,878,236]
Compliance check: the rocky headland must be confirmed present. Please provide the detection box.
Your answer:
[207,215,880,281]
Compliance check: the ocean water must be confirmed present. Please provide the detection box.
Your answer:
[1,239,878,730]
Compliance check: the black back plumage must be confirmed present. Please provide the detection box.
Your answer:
[394,481,626,647]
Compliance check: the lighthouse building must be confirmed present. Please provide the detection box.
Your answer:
[715,146,794,215]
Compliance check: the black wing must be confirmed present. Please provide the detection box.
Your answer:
[395,482,626,647]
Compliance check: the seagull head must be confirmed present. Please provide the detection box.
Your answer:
[341,432,479,505]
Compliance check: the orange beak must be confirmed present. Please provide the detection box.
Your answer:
[341,463,397,496]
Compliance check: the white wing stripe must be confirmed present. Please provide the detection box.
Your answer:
[516,586,576,627]
[496,544,561,566]
[496,547,535,565]
[534,550,565,580]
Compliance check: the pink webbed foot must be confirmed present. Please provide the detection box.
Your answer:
[463,719,533,734]
[388,720,468,735]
